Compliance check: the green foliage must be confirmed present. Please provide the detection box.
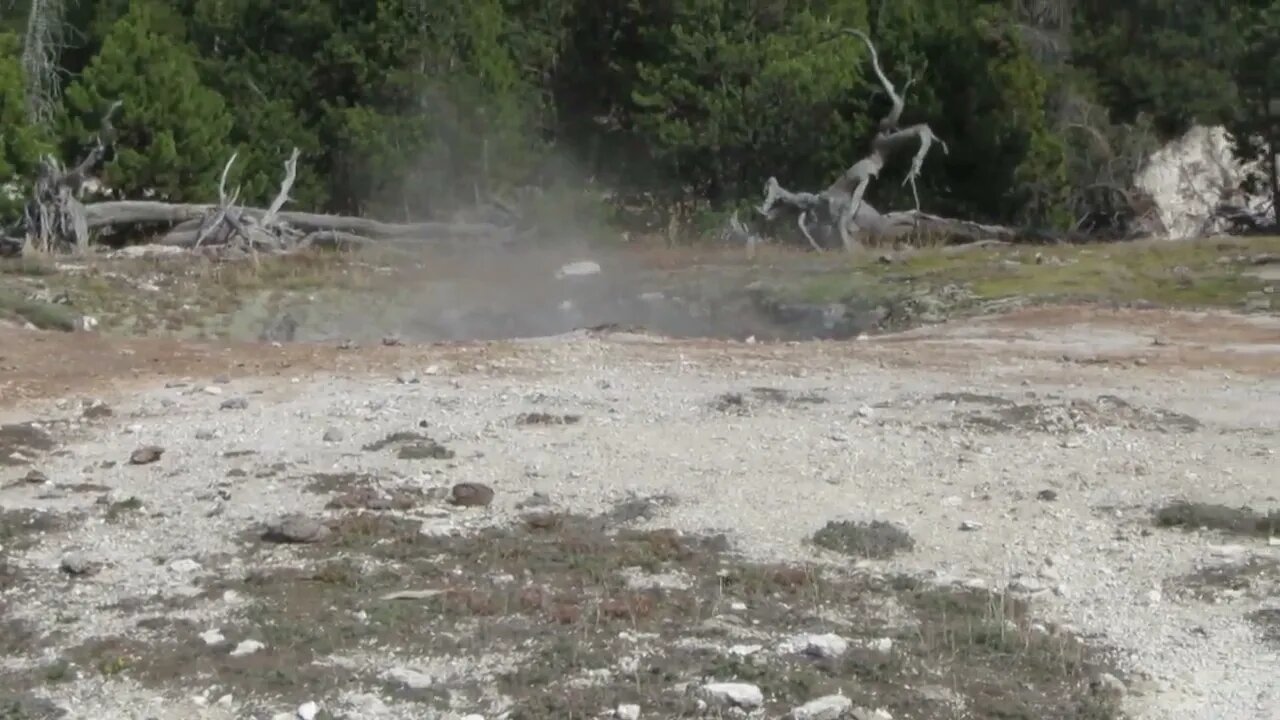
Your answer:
[919,5,1070,226]
[1,0,1266,236]
[1228,1,1280,202]
[626,1,873,203]
[1069,0,1246,137]
[62,1,233,202]
[0,33,52,223]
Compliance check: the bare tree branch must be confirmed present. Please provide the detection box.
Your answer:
[262,148,300,226]
[758,29,953,250]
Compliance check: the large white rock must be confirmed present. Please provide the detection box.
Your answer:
[1134,124,1271,239]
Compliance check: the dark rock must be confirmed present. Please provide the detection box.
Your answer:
[262,515,330,544]
[60,552,96,577]
[449,483,494,508]
[129,446,164,465]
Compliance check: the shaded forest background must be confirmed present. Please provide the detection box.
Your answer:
[1,0,1277,239]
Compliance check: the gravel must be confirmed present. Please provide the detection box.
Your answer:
[0,330,1277,719]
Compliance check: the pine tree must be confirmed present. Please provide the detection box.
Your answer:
[62,1,233,202]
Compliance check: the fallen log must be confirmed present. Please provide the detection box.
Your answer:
[81,201,505,241]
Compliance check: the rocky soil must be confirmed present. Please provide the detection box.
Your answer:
[0,306,1278,720]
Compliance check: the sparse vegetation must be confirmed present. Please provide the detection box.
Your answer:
[811,520,916,560]
[1247,609,1280,646]
[1165,556,1279,602]
[1154,501,1280,538]
[39,513,1121,718]
[789,235,1280,311]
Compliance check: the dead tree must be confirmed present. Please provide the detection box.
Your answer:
[756,29,1015,250]
[20,100,122,254]
[5,99,509,256]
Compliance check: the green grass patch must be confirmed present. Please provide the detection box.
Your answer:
[0,287,79,330]
[792,235,1280,310]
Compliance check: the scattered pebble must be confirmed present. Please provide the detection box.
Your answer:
[296,701,319,720]
[615,704,641,720]
[22,469,48,484]
[1036,489,1058,501]
[199,629,226,646]
[220,397,249,410]
[203,386,224,396]
[959,520,983,531]
[322,427,345,442]
[128,445,164,465]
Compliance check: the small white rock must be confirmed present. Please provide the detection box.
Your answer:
[1094,672,1127,697]
[230,639,264,657]
[169,558,202,574]
[199,628,225,646]
[794,633,848,659]
[202,386,223,396]
[793,694,852,720]
[857,405,875,418]
[556,260,602,278]
[959,520,982,531]
[383,666,433,689]
[870,637,893,653]
[616,704,641,720]
[1209,544,1248,559]
[216,694,233,707]
[700,682,764,709]
[296,701,319,720]
[729,601,748,612]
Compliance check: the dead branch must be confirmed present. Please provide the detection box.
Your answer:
[18,100,121,253]
[261,147,299,226]
[754,28,965,251]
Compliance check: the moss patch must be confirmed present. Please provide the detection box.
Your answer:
[1154,501,1280,538]
[790,235,1280,311]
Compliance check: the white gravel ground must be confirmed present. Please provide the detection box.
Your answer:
[1,324,1277,720]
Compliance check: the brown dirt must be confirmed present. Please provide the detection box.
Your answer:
[3,305,1277,412]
